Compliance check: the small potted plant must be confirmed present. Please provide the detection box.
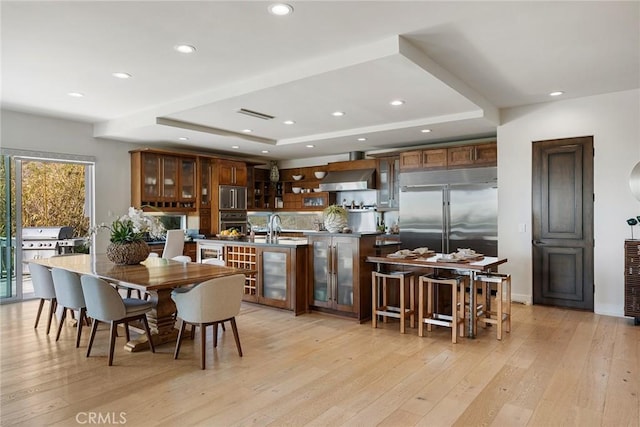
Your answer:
[323,204,348,233]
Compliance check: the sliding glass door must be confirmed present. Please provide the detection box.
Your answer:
[0,151,94,302]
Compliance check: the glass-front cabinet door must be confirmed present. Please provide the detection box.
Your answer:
[334,237,356,312]
[199,158,211,208]
[161,156,178,199]
[311,237,331,308]
[179,158,196,207]
[258,247,289,309]
[142,153,161,200]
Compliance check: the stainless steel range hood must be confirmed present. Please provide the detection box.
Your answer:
[318,168,376,191]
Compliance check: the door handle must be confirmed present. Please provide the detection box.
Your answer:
[532,240,547,246]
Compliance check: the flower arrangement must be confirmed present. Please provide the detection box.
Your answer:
[90,207,166,244]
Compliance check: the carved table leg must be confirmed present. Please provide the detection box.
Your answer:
[124,289,178,352]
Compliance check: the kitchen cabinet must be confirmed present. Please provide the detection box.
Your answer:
[399,149,447,171]
[130,150,197,211]
[625,240,640,325]
[223,242,307,315]
[399,143,496,171]
[217,159,247,186]
[282,192,335,210]
[198,157,212,209]
[251,167,274,210]
[447,143,497,168]
[308,233,376,321]
[377,156,400,209]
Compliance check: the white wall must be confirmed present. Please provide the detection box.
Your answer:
[498,89,640,317]
[1,109,143,253]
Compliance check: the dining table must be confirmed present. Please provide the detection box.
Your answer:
[28,254,252,351]
[367,253,508,338]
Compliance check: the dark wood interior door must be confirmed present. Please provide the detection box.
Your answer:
[532,136,594,310]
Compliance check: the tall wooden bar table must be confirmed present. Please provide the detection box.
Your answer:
[367,254,508,338]
[28,254,252,351]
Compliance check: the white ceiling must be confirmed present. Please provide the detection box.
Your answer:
[2,1,638,161]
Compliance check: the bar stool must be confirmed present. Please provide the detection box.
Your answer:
[418,275,466,343]
[475,273,511,340]
[371,271,415,333]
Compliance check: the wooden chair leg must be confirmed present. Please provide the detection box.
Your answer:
[371,272,377,329]
[108,321,118,366]
[399,276,406,333]
[86,319,99,357]
[221,322,226,332]
[451,282,458,344]
[506,277,512,333]
[124,322,130,342]
[230,317,243,357]
[76,308,85,348]
[418,279,424,337]
[55,307,68,341]
[34,298,45,329]
[174,319,186,359]
[200,323,207,370]
[213,322,219,348]
[46,298,57,335]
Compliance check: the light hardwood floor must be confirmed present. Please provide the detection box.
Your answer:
[1,299,638,426]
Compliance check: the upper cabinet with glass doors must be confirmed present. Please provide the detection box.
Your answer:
[130,149,197,211]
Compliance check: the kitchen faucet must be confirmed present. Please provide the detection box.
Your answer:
[267,214,282,243]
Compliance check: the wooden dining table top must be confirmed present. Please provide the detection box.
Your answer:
[28,254,250,291]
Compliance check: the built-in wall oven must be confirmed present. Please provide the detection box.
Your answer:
[219,211,247,234]
[197,241,225,265]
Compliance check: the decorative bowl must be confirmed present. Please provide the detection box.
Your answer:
[292,187,302,194]
[314,171,327,179]
[292,174,303,181]
[313,188,321,192]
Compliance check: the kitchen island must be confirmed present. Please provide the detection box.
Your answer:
[196,237,309,315]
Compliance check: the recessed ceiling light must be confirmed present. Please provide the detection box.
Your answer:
[283,120,295,125]
[549,91,564,97]
[261,150,270,154]
[242,129,253,133]
[268,3,293,16]
[231,145,240,149]
[332,111,345,117]
[390,100,405,106]
[421,129,432,133]
[357,137,367,141]
[305,144,315,148]
[67,92,84,98]
[178,137,189,141]
[112,72,131,79]
[174,44,196,54]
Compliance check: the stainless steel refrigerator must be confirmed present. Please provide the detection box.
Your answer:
[399,167,498,256]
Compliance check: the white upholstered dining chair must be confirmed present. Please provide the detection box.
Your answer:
[51,267,89,347]
[162,229,185,259]
[30,263,57,334]
[80,275,155,366]
[171,274,245,369]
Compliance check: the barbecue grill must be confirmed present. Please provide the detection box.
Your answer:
[22,227,85,273]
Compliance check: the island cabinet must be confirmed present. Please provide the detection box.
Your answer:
[223,243,308,315]
[131,149,197,211]
[308,233,377,322]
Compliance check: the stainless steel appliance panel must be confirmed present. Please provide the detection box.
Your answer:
[399,185,446,252]
[219,211,247,234]
[219,185,247,210]
[448,184,498,256]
